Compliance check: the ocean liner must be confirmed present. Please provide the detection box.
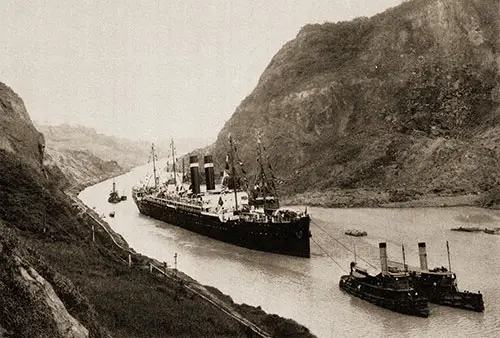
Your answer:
[339,243,429,317]
[132,136,311,258]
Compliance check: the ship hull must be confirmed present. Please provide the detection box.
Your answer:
[133,196,311,258]
[413,273,484,312]
[339,275,429,317]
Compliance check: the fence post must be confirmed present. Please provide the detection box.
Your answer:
[128,253,132,268]
[92,223,95,242]
[174,253,178,277]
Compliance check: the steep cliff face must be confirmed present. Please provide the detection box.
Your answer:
[0,82,45,168]
[213,0,500,199]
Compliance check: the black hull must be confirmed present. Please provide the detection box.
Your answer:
[108,192,121,204]
[413,274,484,312]
[339,275,429,317]
[134,197,311,258]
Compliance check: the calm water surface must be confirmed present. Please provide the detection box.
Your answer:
[79,165,500,338]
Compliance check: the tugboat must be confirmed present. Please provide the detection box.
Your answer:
[108,180,121,204]
[408,242,484,312]
[339,243,429,317]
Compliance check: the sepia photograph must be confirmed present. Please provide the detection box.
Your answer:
[0,0,498,337]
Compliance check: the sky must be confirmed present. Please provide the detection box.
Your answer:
[0,0,404,143]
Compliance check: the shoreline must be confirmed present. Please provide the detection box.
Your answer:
[282,189,488,210]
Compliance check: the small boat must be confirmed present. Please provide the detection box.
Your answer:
[109,211,115,218]
[108,180,121,204]
[120,192,127,201]
[345,229,367,237]
[407,242,484,312]
[339,243,429,317]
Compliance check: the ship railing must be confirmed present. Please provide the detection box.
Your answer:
[150,196,203,212]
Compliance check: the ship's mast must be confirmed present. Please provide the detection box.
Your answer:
[182,157,185,182]
[446,240,452,272]
[402,244,407,272]
[151,143,158,189]
[170,138,177,186]
[257,132,267,211]
[229,134,238,211]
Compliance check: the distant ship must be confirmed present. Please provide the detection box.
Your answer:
[339,243,429,317]
[132,136,311,258]
[108,180,121,204]
[397,242,484,312]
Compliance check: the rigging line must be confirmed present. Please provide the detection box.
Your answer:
[310,237,348,273]
[310,219,378,270]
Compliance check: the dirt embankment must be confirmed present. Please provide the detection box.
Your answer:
[282,189,483,209]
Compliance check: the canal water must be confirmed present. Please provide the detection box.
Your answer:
[79,165,500,338]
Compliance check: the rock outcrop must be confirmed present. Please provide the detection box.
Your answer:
[0,82,45,168]
[0,237,89,338]
[210,0,500,201]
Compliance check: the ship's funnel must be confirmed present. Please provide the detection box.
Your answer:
[379,242,388,274]
[189,156,200,194]
[204,155,215,191]
[418,242,428,271]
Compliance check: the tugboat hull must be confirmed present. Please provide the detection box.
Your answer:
[413,273,484,312]
[339,275,429,317]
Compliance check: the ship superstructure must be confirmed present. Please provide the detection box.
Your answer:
[132,137,311,258]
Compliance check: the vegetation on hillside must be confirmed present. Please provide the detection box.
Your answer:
[209,0,500,206]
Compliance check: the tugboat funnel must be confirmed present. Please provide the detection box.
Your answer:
[418,242,428,271]
[379,242,388,274]
[189,156,201,194]
[204,155,215,191]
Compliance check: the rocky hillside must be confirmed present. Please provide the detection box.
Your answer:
[37,124,151,170]
[211,0,500,205]
[44,148,123,188]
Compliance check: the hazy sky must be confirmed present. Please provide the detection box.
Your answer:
[1,0,403,143]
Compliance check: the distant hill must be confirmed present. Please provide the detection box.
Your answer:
[207,0,500,206]
[36,123,151,171]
